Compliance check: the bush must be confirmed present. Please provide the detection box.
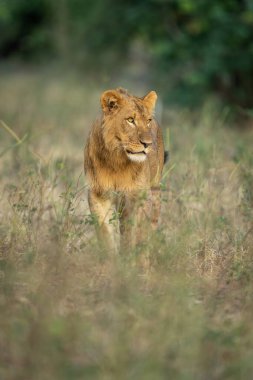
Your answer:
[1,0,253,106]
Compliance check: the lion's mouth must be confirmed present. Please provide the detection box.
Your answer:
[126,149,147,162]
[126,149,146,155]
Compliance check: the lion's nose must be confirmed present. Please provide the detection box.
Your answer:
[141,140,152,149]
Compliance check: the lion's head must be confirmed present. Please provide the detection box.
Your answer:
[100,88,157,163]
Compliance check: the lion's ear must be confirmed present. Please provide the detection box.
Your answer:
[101,90,123,114]
[142,91,157,113]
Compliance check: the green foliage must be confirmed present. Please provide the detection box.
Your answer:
[0,0,53,58]
[148,0,253,106]
[1,0,253,106]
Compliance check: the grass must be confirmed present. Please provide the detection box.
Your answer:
[0,65,253,380]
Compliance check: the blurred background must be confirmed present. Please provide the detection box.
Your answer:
[1,0,253,108]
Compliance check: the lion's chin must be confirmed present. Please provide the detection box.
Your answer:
[126,152,147,163]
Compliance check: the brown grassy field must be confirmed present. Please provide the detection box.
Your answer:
[0,65,253,380]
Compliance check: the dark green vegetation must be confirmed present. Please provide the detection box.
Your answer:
[1,0,253,106]
[0,67,253,379]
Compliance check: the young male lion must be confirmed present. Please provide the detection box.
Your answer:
[84,88,166,253]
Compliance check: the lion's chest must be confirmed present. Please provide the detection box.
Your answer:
[97,165,149,192]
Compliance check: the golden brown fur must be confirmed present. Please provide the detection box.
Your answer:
[84,88,165,253]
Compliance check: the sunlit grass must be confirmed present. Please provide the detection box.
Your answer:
[0,66,253,380]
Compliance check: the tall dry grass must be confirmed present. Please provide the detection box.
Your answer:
[0,66,253,380]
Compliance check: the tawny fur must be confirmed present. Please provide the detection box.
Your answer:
[84,88,165,253]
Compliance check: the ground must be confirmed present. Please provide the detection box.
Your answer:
[0,65,253,380]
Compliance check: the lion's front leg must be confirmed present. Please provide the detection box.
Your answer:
[150,187,162,230]
[119,195,136,251]
[119,191,152,252]
[88,190,119,254]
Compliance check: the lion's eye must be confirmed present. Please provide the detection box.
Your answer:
[127,117,135,124]
[147,118,152,125]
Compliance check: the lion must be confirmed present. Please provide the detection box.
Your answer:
[84,88,167,253]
